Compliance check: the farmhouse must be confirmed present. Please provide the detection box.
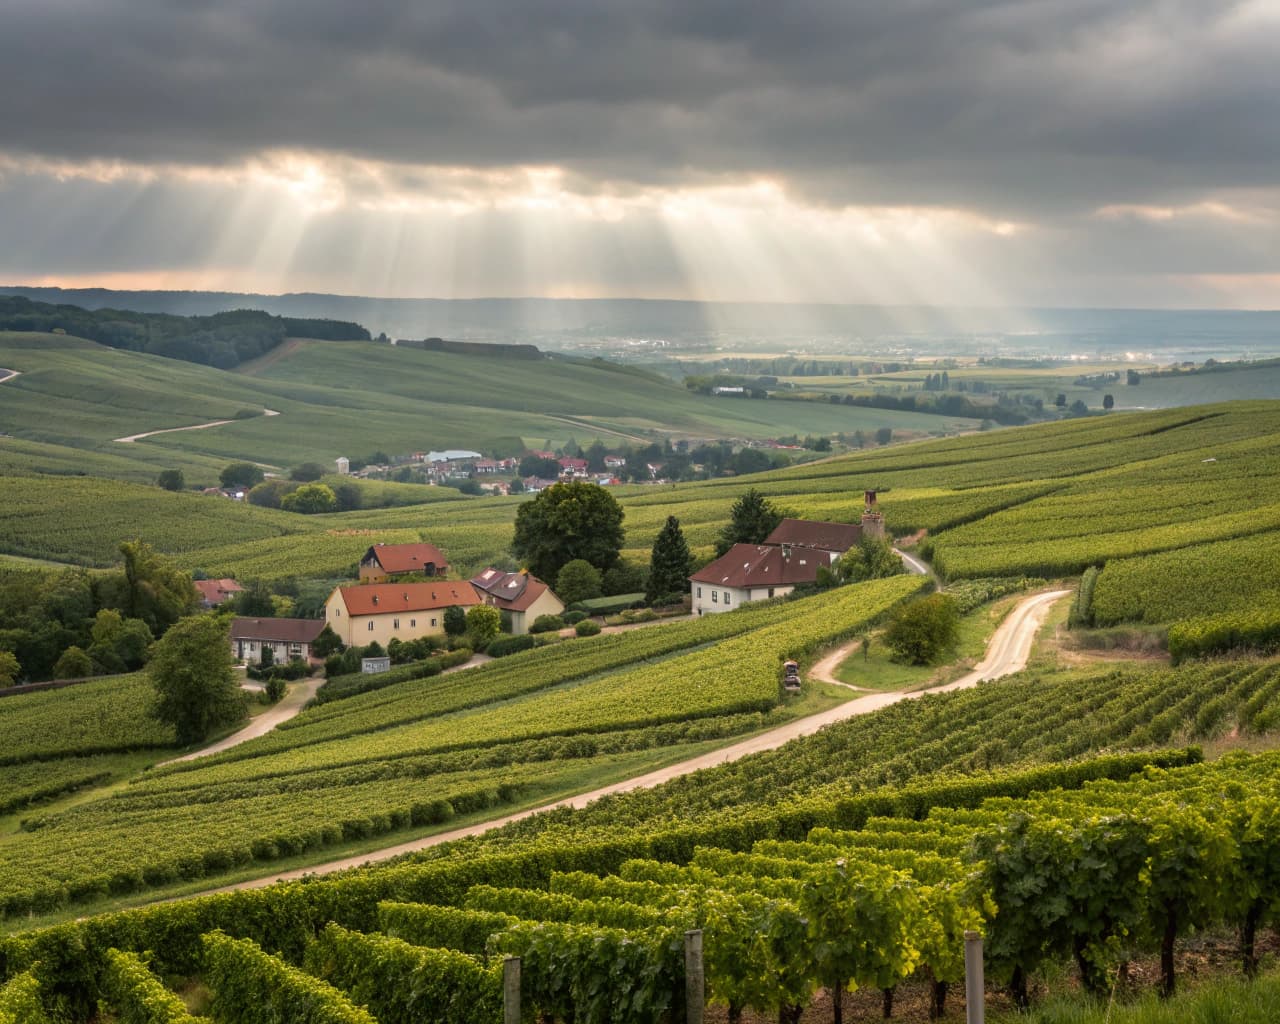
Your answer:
[690,501,885,615]
[324,581,480,646]
[230,617,326,665]
[359,542,449,581]
[470,569,564,634]
[558,457,589,478]
[690,543,833,615]
[194,578,244,608]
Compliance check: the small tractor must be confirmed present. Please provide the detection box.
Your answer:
[782,659,801,693]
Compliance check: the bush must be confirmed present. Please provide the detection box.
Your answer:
[264,675,287,703]
[883,593,960,665]
[1069,567,1100,628]
[486,635,537,658]
[574,619,602,637]
[562,610,588,625]
[529,614,565,634]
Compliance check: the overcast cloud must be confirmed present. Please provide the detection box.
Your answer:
[0,0,1276,306]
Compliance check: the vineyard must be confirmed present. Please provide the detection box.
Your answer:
[9,376,1280,1020]
[3,654,1279,1019]
[0,578,922,917]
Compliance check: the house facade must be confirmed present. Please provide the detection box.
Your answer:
[689,515,879,615]
[359,542,450,582]
[469,569,565,634]
[689,543,839,615]
[230,617,326,664]
[324,581,481,646]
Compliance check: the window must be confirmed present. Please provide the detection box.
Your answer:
[367,621,374,632]
[724,592,731,605]
[393,618,400,629]
[431,617,437,627]
[768,587,775,598]
[697,587,702,598]
[410,619,416,628]
[334,608,341,616]
[712,591,718,603]
[289,644,302,656]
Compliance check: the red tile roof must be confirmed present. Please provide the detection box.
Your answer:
[764,518,861,553]
[230,617,326,643]
[336,582,480,616]
[362,542,449,574]
[470,569,557,612]
[690,543,827,589]
[194,578,244,605]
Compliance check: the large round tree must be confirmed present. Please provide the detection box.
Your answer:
[512,481,625,583]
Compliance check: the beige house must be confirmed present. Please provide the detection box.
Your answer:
[469,569,564,635]
[324,581,480,646]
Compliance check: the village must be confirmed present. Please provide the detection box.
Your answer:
[221,492,890,679]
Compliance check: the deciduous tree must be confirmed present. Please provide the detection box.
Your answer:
[556,559,604,605]
[117,540,198,637]
[884,593,959,665]
[512,481,624,582]
[219,462,264,489]
[281,483,337,514]
[149,615,245,745]
[156,469,185,491]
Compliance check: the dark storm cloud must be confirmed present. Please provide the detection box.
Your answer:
[2,0,1277,215]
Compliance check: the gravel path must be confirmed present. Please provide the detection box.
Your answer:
[157,675,324,766]
[198,588,1069,895]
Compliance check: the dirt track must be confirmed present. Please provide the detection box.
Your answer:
[196,588,1069,895]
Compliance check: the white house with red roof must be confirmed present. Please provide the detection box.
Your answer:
[689,514,880,615]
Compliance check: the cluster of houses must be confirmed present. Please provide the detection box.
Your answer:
[224,497,890,665]
[336,448,627,496]
[227,541,567,665]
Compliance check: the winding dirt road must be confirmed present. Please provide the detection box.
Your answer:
[158,676,325,766]
[199,588,1069,895]
[0,368,19,384]
[114,408,279,443]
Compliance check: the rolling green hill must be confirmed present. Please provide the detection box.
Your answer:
[0,332,978,485]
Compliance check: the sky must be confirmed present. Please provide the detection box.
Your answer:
[0,0,1277,309]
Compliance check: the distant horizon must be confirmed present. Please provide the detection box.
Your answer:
[4,283,1276,316]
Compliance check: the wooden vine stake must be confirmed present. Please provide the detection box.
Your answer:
[503,955,521,1024]
[964,930,985,1024]
[685,929,705,1024]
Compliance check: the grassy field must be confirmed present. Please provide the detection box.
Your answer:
[0,332,979,485]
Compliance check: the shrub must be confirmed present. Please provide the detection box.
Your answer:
[1069,566,1100,628]
[883,593,960,665]
[562,610,588,625]
[486,635,537,658]
[529,614,565,634]
[574,619,602,637]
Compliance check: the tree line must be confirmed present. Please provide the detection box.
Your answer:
[0,296,369,369]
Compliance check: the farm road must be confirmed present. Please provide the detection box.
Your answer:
[0,368,20,384]
[200,587,1069,895]
[114,408,279,443]
[158,675,324,766]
